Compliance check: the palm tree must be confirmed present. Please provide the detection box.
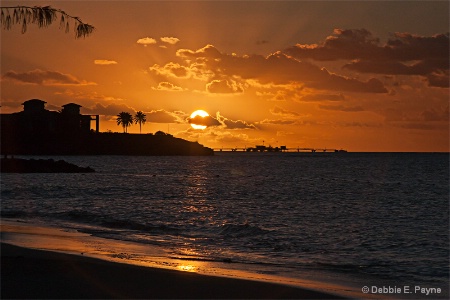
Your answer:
[1,5,94,38]
[116,112,133,133]
[134,111,146,134]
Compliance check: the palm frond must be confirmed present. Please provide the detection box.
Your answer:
[0,5,94,38]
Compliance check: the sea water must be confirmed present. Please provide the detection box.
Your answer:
[1,153,448,297]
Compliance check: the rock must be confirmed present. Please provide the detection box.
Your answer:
[0,158,95,173]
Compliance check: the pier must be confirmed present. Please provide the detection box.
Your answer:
[214,146,347,153]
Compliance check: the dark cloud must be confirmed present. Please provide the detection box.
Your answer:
[319,104,365,112]
[300,93,345,102]
[187,111,257,129]
[215,112,257,129]
[178,45,387,93]
[391,122,441,130]
[221,118,257,129]
[310,73,387,93]
[270,106,300,117]
[385,32,449,61]
[285,29,449,62]
[256,40,269,45]
[148,109,186,124]
[285,29,381,61]
[188,115,221,127]
[0,100,22,109]
[285,29,449,88]
[83,102,136,119]
[421,106,449,122]
[426,71,450,88]
[2,69,95,86]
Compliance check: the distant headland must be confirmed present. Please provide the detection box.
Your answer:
[1,99,213,156]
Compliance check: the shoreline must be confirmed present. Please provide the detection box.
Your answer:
[0,219,353,299]
[1,242,345,299]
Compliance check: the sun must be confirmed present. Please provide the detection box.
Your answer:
[190,110,209,130]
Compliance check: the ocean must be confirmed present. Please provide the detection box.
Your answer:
[1,152,449,298]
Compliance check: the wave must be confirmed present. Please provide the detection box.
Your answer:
[4,209,185,238]
[217,222,270,238]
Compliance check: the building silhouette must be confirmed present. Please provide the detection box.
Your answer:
[1,99,99,135]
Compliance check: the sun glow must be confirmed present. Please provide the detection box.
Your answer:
[190,110,209,130]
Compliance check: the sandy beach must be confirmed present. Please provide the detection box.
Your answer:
[1,242,345,299]
[0,220,347,299]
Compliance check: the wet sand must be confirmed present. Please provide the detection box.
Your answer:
[1,242,344,299]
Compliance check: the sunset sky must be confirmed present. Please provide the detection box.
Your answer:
[1,0,449,152]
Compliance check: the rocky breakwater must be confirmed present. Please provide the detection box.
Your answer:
[1,158,95,173]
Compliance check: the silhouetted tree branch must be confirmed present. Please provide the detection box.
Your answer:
[1,5,94,38]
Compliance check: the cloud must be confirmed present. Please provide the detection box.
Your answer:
[177,44,222,59]
[188,115,221,127]
[299,93,345,102]
[177,45,387,93]
[385,32,449,61]
[149,61,214,82]
[319,104,365,112]
[285,29,449,88]
[421,106,449,122]
[426,71,450,88]
[152,82,185,91]
[2,69,96,86]
[215,112,257,129]
[94,60,118,65]
[54,90,125,102]
[258,119,298,125]
[256,90,290,101]
[270,106,300,117]
[342,58,449,87]
[185,111,256,129]
[209,131,252,145]
[160,37,180,45]
[308,71,387,93]
[0,99,23,110]
[284,29,381,61]
[147,109,187,123]
[343,59,439,75]
[256,40,269,45]
[137,37,157,46]
[83,102,136,119]
[149,62,190,79]
[347,66,448,89]
[206,79,244,94]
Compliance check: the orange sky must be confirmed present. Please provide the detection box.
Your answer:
[1,1,449,152]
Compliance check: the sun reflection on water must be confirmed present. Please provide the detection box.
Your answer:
[177,264,196,272]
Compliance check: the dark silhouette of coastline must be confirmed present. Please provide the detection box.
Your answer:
[1,99,214,156]
[1,131,214,156]
[1,157,95,173]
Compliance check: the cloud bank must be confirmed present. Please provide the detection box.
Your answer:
[2,69,96,86]
[175,44,387,93]
[284,29,449,87]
